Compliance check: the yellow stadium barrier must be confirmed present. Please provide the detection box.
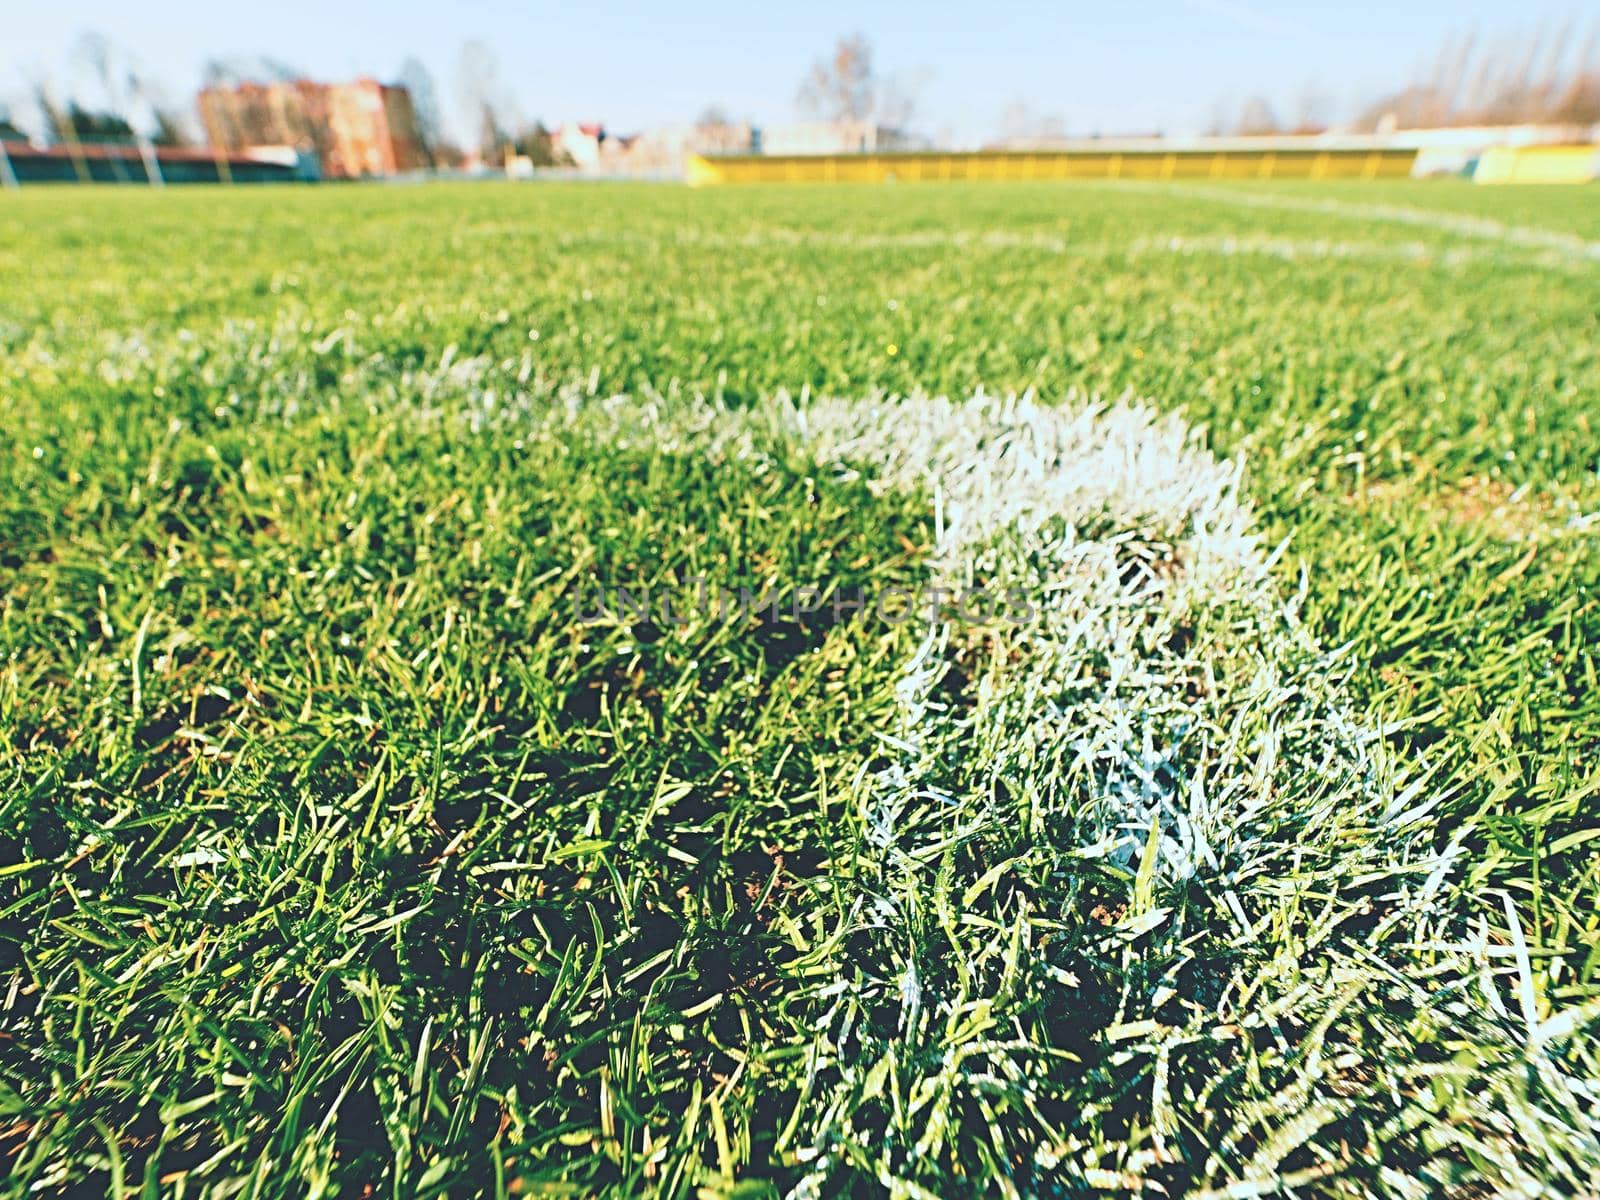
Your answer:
[686,147,1419,186]
[1473,145,1598,185]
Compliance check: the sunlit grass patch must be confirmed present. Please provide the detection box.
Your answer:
[1,180,1597,1198]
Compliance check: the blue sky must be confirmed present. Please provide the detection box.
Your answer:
[5,1,1597,145]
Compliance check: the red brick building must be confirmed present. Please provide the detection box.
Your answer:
[198,77,425,179]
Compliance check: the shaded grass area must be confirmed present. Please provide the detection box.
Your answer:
[1,180,1597,1195]
[1,370,934,1193]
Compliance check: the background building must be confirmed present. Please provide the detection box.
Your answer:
[547,123,608,170]
[605,119,754,175]
[758,120,918,156]
[198,77,424,179]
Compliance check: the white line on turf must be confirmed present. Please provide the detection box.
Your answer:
[772,390,1597,1193]
[1114,180,1600,261]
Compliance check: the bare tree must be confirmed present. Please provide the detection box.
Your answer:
[1236,95,1280,135]
[398,57,442,164]
[72,32,139,180]
[74,33,118,105]
[697,105,733,131]
[1290,83,1331,134]
[512,121,560,167]
[1436,30,1477,116]
[0,85,44,142]
[455,40,515,163]
[1529,18,1574,113]
[1203,94,1236,137]
[798,34,876,123]
[1552,25,1600,123]
[201,56,302,88]
[690,105,752,156]
[875,68,926,131]
[996,98,1067,146]
[32,80,90,182]
[1354,18,1600,129]
[150,108,190,147]
[797,33,925,136]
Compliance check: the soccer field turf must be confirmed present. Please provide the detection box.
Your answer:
[2,180,1598,1197]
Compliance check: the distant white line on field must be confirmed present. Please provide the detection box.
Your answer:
[459,223,1080,255]
[1112,180,1600,262]
[1127,232,1588,273]
[460,220,1590,273]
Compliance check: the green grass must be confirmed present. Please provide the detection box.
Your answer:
[1,179,1597,1197]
